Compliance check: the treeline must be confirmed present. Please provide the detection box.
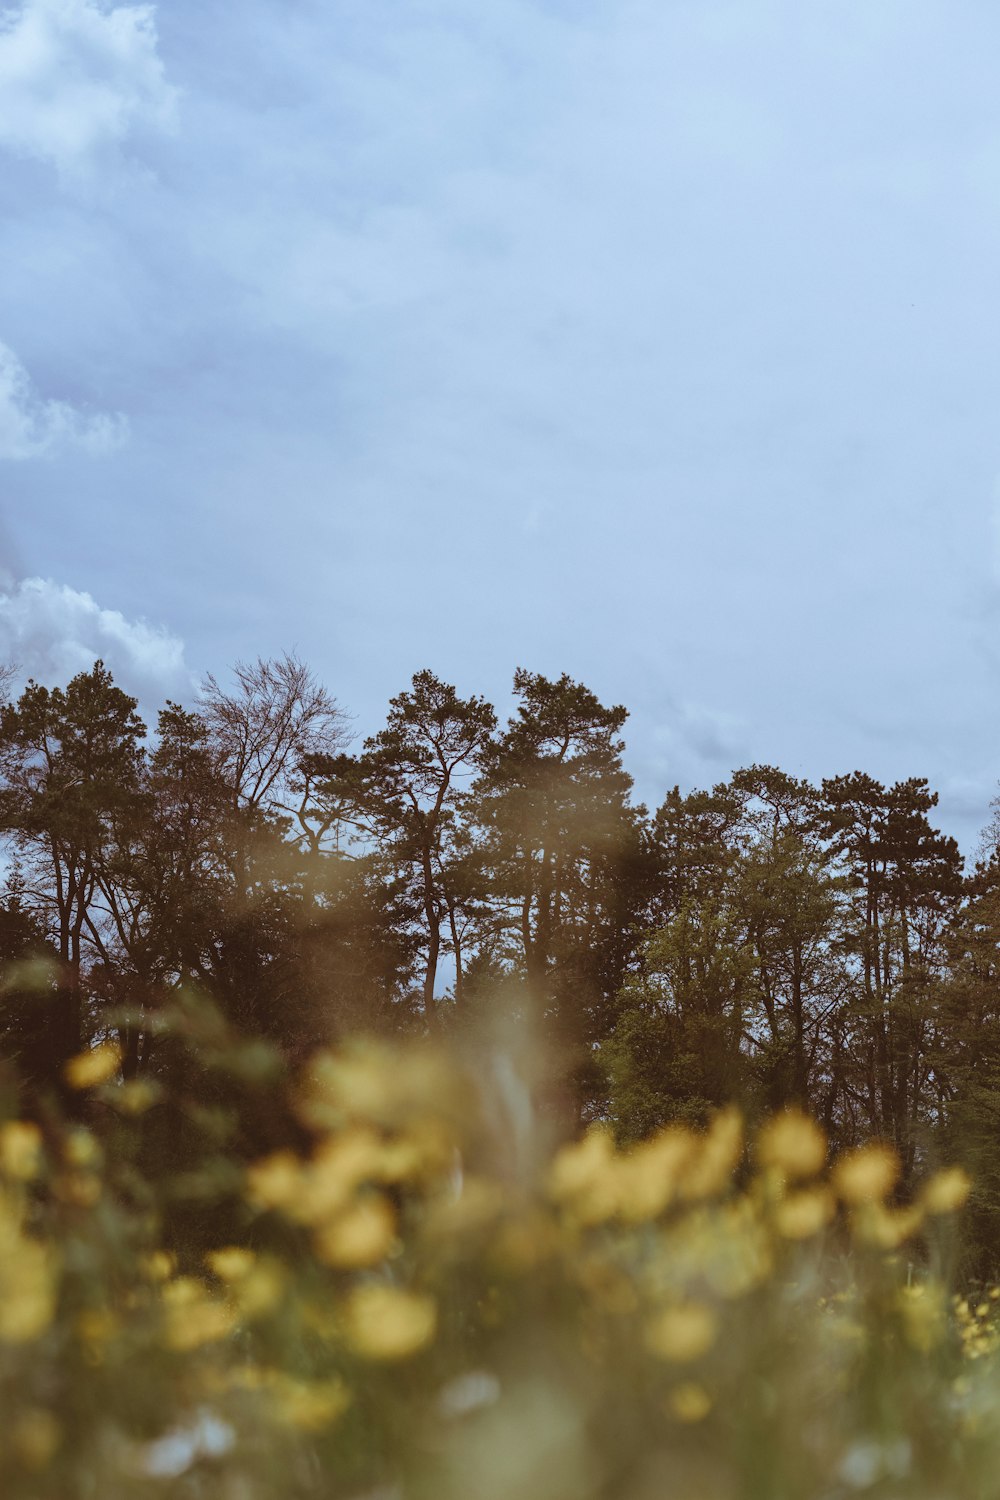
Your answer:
[1,655,999,1255]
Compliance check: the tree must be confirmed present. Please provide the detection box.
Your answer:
[817,773,963,1163]
[473,670,645,1113]
[199,653,349,830]
[346,671,497,1023]
[0,662,146,1073]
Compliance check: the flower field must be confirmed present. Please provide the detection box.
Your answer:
[0,1036,995,1500]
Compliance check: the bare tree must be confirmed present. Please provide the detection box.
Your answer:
[199,652,351,837]
[0,660,18,703]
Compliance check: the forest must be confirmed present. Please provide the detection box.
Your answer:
[3,655,1000,1497]
[0,654,997,1257]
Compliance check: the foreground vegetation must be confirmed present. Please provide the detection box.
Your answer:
[4,652,1000,1493]
[0,1026,997,1500]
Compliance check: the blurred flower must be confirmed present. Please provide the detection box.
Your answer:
[0,1223,57,1343]
[681,1109,743,1200]
[64,1041,121,1090]
[668,1381,712,1423]
[853,1202,923,1250]
[645,1301,717,1363]
[110,1079,163,1116]
[162,1278,238,1351]
[617,1128,693,1222]
[343,1284,437,1361]
[921,1167,972,1216]
[757,1111,827,1180]
[832,1145,899,1205]
[245,1151,303,1213]
[773,1188,834,1240]
[0,1120,43,1180]
[315,1195,396,1268]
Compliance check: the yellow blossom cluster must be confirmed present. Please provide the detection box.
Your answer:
[0,1040,990,1500]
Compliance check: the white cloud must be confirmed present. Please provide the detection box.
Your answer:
[0,577,192,710]
[0,0,176,173]
[0,340,127,459]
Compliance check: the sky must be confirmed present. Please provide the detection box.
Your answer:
[1,0,999,851]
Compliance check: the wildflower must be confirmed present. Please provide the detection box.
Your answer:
[342,1284,437,1361]
[111,1079,162,1116]
[773,1187,834,1240]
[63,1129,101,1169]
[141,1250,177,1282]
[293,1129,384,1224]
[162,1278,237,1351]
[0,1121,43,1181]
[681,1109,743,1200]
[314,1195,396,1269]
[0,1235,58,1343]
[245,1151,302,1213]
[205,1247,256,1282]
[832,1144,899,1205]
[548,1128,620,1223]
[645,1301,717,1363]
[668,1381,712,1423]
[549,1128,615,1200]
[757,1111,827,1180]
[920,1167,972,1216]
[205,1248,284,1318]
[64,1041,121,1090]
[853,1202,923,1250]
[300,1044,458,1131]
[270,1374,351,1432]
[617,1128,693,1222]
[899,1283,945,1352]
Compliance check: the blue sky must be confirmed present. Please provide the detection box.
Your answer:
[1,0,999,848]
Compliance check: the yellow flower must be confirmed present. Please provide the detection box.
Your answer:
[920,1167,972,1216]
[0,1121,43,1181]
[111,1079,162,1116]
[757,1111,827,1180]
[549,1128,615,1200]
[0,1238,58,1343]
[899,1283,946,1352]
[293,1129,385,1225]
[300,1044,458,1131]
[668,1381,712,1423]
[342,1284,437,1361]
[832,1144,899,1205]
[206,1246,257,1281]
[141,1250,177,1282]
[853,1202,923,1249]
[162,1277,237,1351]
[245,1151,303,1212]
[64,1042,121,1090]
[63,1129,101,1169]
[617,1128,694,1222]
[681,1109,743,1200]
[645,1301,717,1363]
[773,1187,834,1240]
[315,1196,396,1268]
[271,1374,351,1432]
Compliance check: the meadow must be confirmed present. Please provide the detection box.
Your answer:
[0,1024,992,1500]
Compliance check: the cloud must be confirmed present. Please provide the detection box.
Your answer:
[0,577,192,710]
[0,340,127,459]
[0,0,176,174]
